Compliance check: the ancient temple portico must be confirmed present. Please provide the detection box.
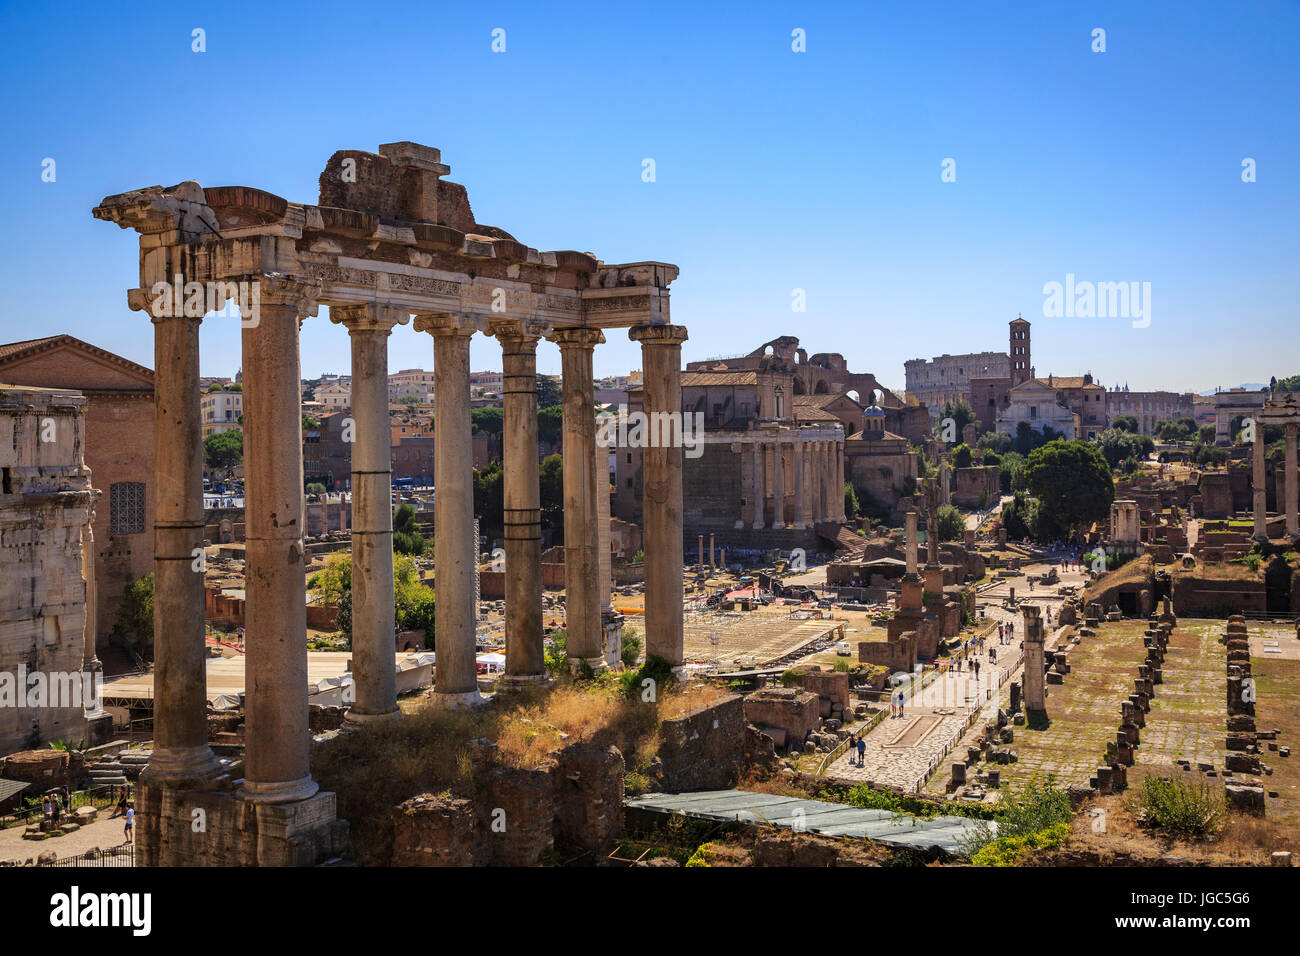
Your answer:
[1258,393,1300,541]
[93,142,683,864]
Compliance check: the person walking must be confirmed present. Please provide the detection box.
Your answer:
[897,691,906,719]
[973,658,981,681]
[42,795,51,822]
[123,803,134,844]
[856,735,866,766]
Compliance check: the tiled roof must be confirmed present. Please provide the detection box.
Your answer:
[680,371,759,387]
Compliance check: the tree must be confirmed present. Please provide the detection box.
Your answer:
[539,453,564,533]
[204,429,243,470]
[1021,440,1114,540]
[999,450,1025,494]
[1001,491,1038,541]
[843,483,860,522]
[473,460,504,539]
[951,444,973,468]
[1112,414,1139,433]
[536,374,563,408]
[1198,424,1216,444]
[1014,421,1036,455]
[471,406,504,436]
[936,504,965,542]
[977,431,1013,454]
[306,482,326,498]
[537,405,563,445]
[393,503,426,555]
[302,412,320,432]
[394,554,435,635]
[1096,428,1153,469]
[939,398,977,439]
[111,572,155,653]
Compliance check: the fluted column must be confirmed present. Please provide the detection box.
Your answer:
[552,327,605,670]
[772,440,786,529]
[836,441,847,521]
[240,278,319,803]
[791,439,805,530]
[1287,423,1298,538]
[751,440,765,529]
[416,313,485,706]
[795,442,806,530]
[81,513,104,717]
[134,295,220,786]
[1253,418,1268,541]
[493,321,548,684]
[630,324,688,668]
[332,303,407,725]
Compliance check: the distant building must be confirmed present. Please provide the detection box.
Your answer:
[201,386,243,438]
[313,381,351,408]
[906,317,1033,427]
[390,368,436,401]
[995,378,1081,439]
[1106,386,1195,435]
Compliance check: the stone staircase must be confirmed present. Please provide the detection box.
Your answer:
[86,748,152,787]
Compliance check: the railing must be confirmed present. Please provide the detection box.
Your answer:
[816,706,889,776]
[37,845,134,867]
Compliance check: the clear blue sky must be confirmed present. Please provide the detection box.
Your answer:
[2,1,1296,393]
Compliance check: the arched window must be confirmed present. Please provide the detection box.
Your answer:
[110,481,146,535]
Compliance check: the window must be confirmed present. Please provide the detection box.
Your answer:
[109,481,146,535]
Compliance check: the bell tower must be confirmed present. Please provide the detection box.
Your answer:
[1009,316,1032,386]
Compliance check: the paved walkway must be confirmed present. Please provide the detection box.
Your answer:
[0,814,134,864]
[829,554,1086,793]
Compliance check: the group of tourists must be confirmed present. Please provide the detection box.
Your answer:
[845,732,868,766]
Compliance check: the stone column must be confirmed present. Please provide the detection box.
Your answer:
[751,440,765,529]
[416,313,485,707]
[905,511,919,575]
[240,278,319,803]
[835,442,847,521]
[772,440,786,529]
[596,437,621,667]
[791,439,805,530]
[1253,419,1268,541]
[553,328,605,670]
[332,303,406,726]
[1287,423,1298,538]
[137,301,220,786]
[821,441,834,521]
[493,323,548,685]
[800,440,815,528]
[709,534,716,569]
[1022,604,1046,713]
[697,535,705,567]
[630,324,688,668]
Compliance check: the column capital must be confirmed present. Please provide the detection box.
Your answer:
[256,273,321,314]
[413,311,488,337]
[330,301,410,333]
[128,287,204,325]
[549,326,605,349]
[489,317,552,344]
[629,323,688,347]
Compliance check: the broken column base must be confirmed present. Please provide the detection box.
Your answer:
[136,779,348,867]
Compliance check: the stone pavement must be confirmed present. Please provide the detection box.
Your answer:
[0,813,134,864]
[829,555,1082,794]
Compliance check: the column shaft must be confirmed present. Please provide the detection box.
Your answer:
[772,441,786,528]
[554,328,604,667]
[1253,421,1268,540]
[241,286,317,802]
[1287,423,1298,538]
[498,329,546,681]
[752,441,765,529]
[630,324,688,667]
[792,439,805,529]
[145,314,219,784]
[422,318,481,702]
[336,307,402,722]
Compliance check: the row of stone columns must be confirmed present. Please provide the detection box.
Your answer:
[1253,421,1300,541]
[747,437,845,530]
[141,291,689,811]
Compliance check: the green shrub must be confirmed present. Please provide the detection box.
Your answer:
[1134,775,1224,837]
[971,822,1070,866]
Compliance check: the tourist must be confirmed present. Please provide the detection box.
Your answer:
[113,786,128,819]
[889,694,897,717]
[124,803,134,844]
[973,659,981,680]
[856,735,866,766]
[51,794,61,826]
[998,622,1005,643]
[897,691,905,718]
[990,646,997,664]
[42,795,51,821]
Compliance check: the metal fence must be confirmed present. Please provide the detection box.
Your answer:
[37,845,134,867]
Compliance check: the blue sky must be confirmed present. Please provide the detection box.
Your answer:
[1,0,1296,393]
